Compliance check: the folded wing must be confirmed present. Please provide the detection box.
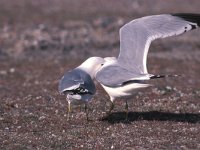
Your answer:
[58,68,96,95]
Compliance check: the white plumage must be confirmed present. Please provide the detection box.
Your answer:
[95,13,200,120]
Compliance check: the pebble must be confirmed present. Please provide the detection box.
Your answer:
[0,70,7,75]
[9,68,15,73]
[39,116,46,120]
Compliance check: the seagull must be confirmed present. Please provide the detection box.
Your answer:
[96,13,200,120]
[58,57,105,120]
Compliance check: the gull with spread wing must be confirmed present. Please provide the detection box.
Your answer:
[96,13,200,120]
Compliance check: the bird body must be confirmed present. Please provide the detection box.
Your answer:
[101,82,150,102]
[59,57,105,120]
[96,13,200,119]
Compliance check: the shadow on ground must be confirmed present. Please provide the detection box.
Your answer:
[101,111,200,124]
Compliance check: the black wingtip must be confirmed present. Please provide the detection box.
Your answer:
[150,74,181,79]
[172,13,200,28]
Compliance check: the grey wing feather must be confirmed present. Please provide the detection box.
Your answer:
[118,13,200,74]
[58,68,96,94]
[96,65,148,87]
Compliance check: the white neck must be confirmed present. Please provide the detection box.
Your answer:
[77,57,105,79]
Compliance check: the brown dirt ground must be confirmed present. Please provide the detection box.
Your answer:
[0,0,200,149]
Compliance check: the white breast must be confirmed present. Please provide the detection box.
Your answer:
[101,83,151,102]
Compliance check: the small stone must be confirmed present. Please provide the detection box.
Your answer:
[34,80,39,85]
[9,68,15,73]
[0,70,7,75]
[39,116,45,120]
[166,86,172,91]
[55,110,58,114]
[36,96,42,99]
[52,134,56,137]
[14,104,19,108]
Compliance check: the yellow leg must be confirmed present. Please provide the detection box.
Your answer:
[67,101,71,121]
[107,101,114,115]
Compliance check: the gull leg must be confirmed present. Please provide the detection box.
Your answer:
[79,105,82,112]
[125,100,129,121]
[67,101,71,121]
[107,101,114,115]
[84,103,89,121]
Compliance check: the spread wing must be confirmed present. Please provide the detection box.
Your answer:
[118,13,200,74]
[96,13,200,87]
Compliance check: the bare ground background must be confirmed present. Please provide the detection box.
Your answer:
[0,0,200,149]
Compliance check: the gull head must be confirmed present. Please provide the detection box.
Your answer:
[78,57,105,78]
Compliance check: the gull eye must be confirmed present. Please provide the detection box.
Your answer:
[101,64,104,66]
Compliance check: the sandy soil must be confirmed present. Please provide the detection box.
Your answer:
[0,0,200,149]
